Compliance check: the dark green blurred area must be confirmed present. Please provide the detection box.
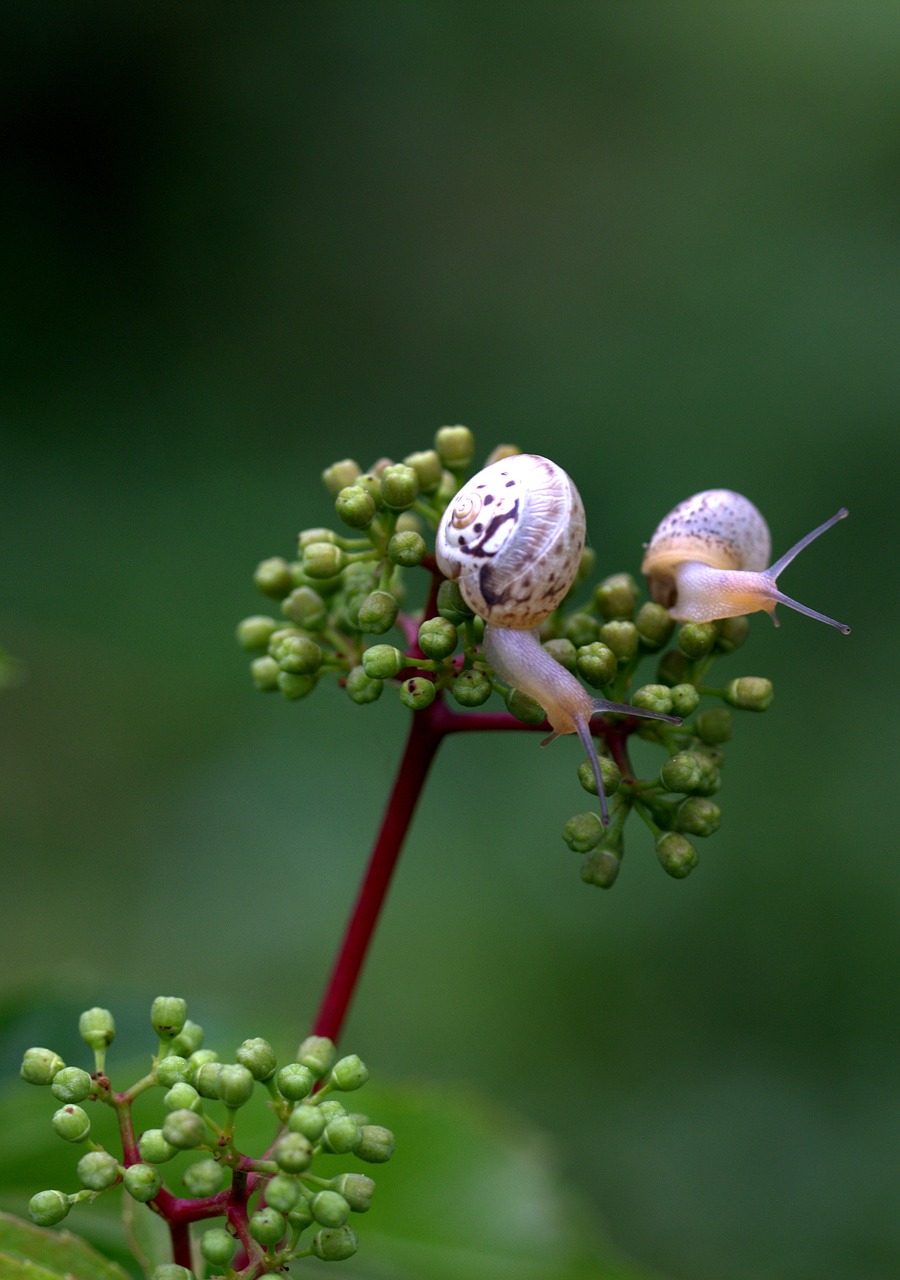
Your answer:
[1,4,897,1278]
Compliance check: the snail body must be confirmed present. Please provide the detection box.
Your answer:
[436,454,678,822]
[641,489,850,633]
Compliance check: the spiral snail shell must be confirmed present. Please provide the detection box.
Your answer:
[641,489,850,633]
[436,454,679,823]
[435,453,586,629]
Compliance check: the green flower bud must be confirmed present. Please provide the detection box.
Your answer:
[277,670,316,701]
[48,1071,91,1107]
[236,615,277,653]
[335,484,377,530]
[357,590,399,635]
[201,1228,237,1266]
[164,1082,201,1112]
[656,831,698,878]
[288,1103,326,1140]
[716,615,750,653]
[317,1099,347,1122]
[169,1020,204,1057]
[725,677,774,711]
[156,1055,190,1088]
[77,1149,120,1191]
[138,1136,176,1167]
[594,573,638,620]
[28,1190,70,1226]
[123,1162,163,1202]
[52,1105,90,1143]
[363,644,404,680]
[576,642,617,689]
[216,1063,255,1108]
[312,1190,351,1228]
[669,683,700,716]
[186,1046,216,1074]
[379,463,419,510]
[182,1157,225,1197]
[598,620,639,661]
[678,622,718,659]
[657,649,688,686]
[436,579,474,625]
[563,612,599,648]
[399,676,436,710]
[576,544,597,584]
[322,458,362,496]
[695,706,733,744]
[20,1047,66,1086]
[302,542,344,580]
[344,664,382,704]
[450,668,492,707]
[282,587,328,633]
[403,448,444,493]
[298,527,339,548]
[235,1037,276,1081]
[331,1172,376,1213]
[577,756,621,797]
[151,997,187,1041]
[634,600,675,649]
[151,1267,194,1280]
[632,684,674,716]
[505,687,545,724]
[79,1007,115,1052]
[434,425,474,468]
[193,1061,222,1100]
[162,1108,206,1151]
[660,752,719,795]
[417,617,458,660]
[675,796,722,838]
[355,1125,395,1163]
[274,1132,313,1173]
[251,655,280,691]
[265,1174,302,1213]
[387,530,427,566]
[254,556,295,599]
[276,1062,316,1101]
[313,1225,359,1262]
[330,1054,369,1091]
[580,847,621,888]
[542,637,577,671]
[274,633,322,675]
[323,1115,362,1153]
[562,812,604,853]
[297,1034,337,1077]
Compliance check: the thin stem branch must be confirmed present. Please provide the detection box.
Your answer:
[311,703,444,1043]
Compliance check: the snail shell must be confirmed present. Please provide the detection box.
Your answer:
[436,454,585,629]
[641,489,771,609]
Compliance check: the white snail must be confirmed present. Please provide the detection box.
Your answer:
[435,454,678,823]
[640,490,850,633]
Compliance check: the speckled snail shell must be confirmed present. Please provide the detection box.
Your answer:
[641,489,850,632]
[436,454,679,825]
[435,453,587,629]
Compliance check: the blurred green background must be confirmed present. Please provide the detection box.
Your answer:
[1,3,897,1278]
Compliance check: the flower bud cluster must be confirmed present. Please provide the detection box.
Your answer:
[238,426,777,892]
[21,1002,392,1273]
[555,572,772,886]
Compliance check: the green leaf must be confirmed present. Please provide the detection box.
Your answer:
[0,1212,131,1280]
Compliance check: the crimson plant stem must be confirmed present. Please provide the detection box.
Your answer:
[311,704,444,1043]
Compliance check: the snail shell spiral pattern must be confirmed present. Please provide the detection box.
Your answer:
[436,454,585,630]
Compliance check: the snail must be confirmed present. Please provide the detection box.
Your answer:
[641,490,850,633]
[435,454,679,824]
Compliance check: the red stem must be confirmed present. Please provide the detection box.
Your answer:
[311,702,444,1042]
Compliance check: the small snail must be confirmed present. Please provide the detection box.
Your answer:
[436,454,678,823]
[641,490,850,633]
